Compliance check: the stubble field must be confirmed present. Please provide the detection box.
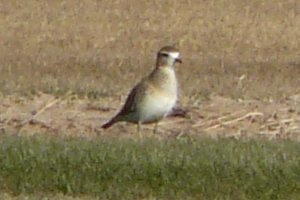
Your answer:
[0,0,300,199]
[0,0,300,138]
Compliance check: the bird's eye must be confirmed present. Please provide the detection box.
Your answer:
[161,53,169,57]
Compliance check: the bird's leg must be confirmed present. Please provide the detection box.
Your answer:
[153,121,159,134]
[137,121,142,138]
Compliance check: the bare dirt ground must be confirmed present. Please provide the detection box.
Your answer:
[1,93,300,140]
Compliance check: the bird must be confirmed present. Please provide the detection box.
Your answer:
[101,46,182,135]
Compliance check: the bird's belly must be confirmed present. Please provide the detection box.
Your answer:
[139,93,176,123]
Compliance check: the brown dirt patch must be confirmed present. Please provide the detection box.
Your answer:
[1,93,299,140]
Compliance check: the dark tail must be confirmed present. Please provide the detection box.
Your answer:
[101,117,117,129]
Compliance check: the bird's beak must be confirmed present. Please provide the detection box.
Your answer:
[175,58,182,64]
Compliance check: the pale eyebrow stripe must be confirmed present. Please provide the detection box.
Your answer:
[169,52,180,59]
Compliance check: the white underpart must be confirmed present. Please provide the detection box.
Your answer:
[169,52,180,59]
[125,67,178,123]
[139,68,177,123]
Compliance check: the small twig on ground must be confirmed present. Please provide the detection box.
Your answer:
[193,110,246,128]
[175,131,185,139]
[17,97,60,128]
[16,92,72,133]
[29,119,52,129]
[280,118,294,124]
[287,126,299,131]
[204,112,264,131]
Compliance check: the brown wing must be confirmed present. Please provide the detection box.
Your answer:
[117,80,147,116]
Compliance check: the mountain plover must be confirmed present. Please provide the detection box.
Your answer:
[101,46,182,134]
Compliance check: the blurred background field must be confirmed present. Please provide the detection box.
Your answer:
[0,0,300,138]
[0,1,300,198]
[0,0,299,100]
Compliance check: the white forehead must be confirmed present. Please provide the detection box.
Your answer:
[168,52,180,59]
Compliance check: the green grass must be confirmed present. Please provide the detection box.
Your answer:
[0,135,300,199]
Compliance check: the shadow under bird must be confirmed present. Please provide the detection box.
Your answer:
[101,46,182,134]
